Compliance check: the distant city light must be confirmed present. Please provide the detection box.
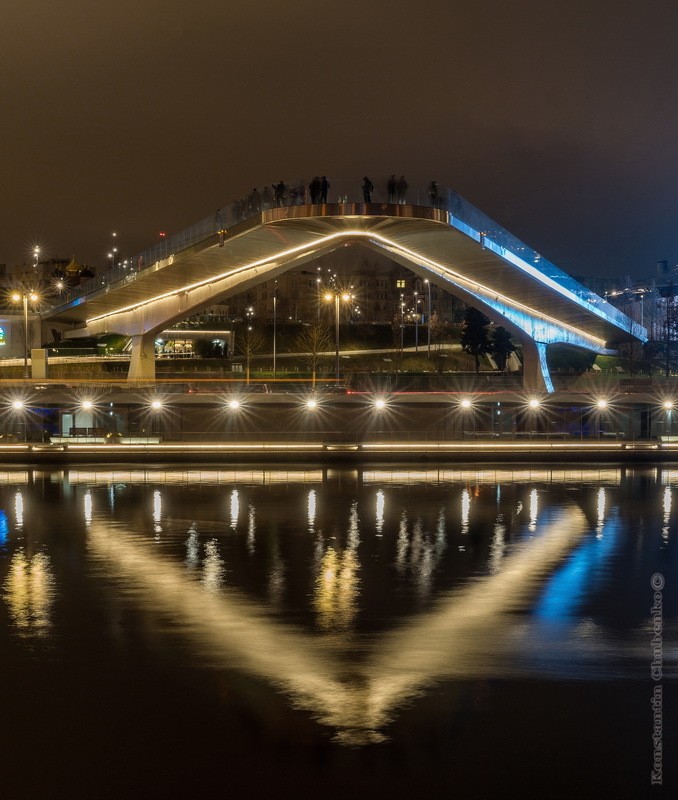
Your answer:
[460,399,472,409]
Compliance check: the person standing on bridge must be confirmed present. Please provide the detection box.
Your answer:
[428,180,439,208]
[262,185,273,209]
[274,181,287,207]
[251,188,262,213]
[362,176,374,203]
[310,176,321,203]
[320,176,329,203]
[387,174,397,203]
[397,175,408,204]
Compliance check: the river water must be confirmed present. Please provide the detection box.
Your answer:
[0,465,675,799]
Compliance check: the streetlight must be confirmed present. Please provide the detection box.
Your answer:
[424,279,432,357]
[324,291,351,380]
[413,292,420,352]
[273,284,279,380]
[400,293,405,353]
[33,247,40,268]
[11,291,39,379]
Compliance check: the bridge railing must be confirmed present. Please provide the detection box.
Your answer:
[58,176,641,338]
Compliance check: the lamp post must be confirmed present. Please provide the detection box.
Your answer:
[414,292,420,352]
[424,279,432,357]
[12,291,39,379]
[325,291,350,380]
[273,285,278,379]
[400,293,405,354]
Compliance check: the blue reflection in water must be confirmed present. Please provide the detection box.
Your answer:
[533,514,619,620]
[0,510,7,548]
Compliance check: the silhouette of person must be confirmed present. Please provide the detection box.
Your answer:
[428,181,439,208]
[320,176,329,202]
[362,176,374,203]
[310,176,321,203]
[262,185,273,209]
[297,178,307,204]
[274,180,286,207]
[251,188,262,213]
[397,175,408,204]
[387,174,397,203]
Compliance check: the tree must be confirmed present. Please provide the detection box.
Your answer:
[236,324,265,383]
[460,306,491,373]
[295,322,332,386]
[491,326,515,372]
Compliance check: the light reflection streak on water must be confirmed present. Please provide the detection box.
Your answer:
[185,524,199,569]
[85,505,587,745]
[663,487,671,541]
[14,491,23,530]
[375,490,385,536]
[84,491,93,526]
[435,507,446,559]
[3,550,56,635]
[0,510,8,548]
[229,489,239,530]
[534,513,619,622]
[396,511,408,572]
[153,491,162,525]
[314,502,360,630]
[307,490,316,533]
[247,504,256,554]
[461,488,470,534]
[529,488,538,532]
[202,540,225,592]
[489,518,506,574]
[268,541,285,605]
[596,487,606,537]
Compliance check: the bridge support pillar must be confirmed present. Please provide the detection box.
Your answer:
[128,333,156,382]
[522,340,554,394]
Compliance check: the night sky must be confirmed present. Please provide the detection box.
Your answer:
[2,0,677,280]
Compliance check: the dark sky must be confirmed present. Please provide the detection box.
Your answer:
[2,0,677,280]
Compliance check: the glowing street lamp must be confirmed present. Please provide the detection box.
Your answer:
[324,291,351,380]
[11,291,39,378]
[424,279,432,357]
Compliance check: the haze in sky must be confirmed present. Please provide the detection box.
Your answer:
[1,0,676,280]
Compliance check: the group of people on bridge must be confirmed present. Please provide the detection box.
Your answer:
[227,176,446,223]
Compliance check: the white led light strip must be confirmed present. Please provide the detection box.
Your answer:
[85,229,607,348]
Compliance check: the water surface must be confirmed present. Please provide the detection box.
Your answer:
[0,466,675,798]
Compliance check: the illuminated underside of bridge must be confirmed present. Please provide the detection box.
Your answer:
[46,203,646,392]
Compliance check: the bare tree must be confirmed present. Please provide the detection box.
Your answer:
[295,322,332,386]
[236,325,265,383]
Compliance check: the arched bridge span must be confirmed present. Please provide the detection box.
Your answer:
[45,189,646,392]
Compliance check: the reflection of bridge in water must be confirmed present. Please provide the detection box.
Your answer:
[80,468,609,744]
[45,181,645,393]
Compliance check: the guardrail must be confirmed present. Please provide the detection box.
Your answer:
[54,177,641,339]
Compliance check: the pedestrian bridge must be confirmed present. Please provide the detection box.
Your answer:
[45,179,646,392]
